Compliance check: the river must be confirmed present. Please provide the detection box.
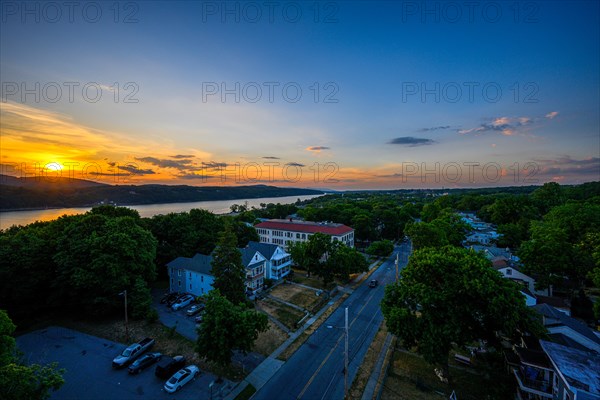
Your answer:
[0,194,322,230]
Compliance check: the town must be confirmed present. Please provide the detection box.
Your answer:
[1,182,599,400]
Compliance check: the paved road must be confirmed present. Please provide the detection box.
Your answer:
[253,242,411,400]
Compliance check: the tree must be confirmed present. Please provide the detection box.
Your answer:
[405,222,447,250]
[53,214,157,315]
[325,242,369,283]
[196,291,267,374]
[129,277,153,320]
[211,223,247,305]
[0,310,64,400]
[381,246,543,381]
[366,240,394,257]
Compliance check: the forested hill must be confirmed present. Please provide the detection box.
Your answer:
[0,176,323,210]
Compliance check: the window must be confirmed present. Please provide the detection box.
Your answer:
[178,280,181,288]
[189,272,192,279]
[201,276,204,283]
[189,283,192,290]
[296,233,300,239]
[178,270,181,276]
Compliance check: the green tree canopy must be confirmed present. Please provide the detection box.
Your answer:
[211,223,247,305]
[0,310,64,400]
[381,246,544,379]
[195,291,268,372]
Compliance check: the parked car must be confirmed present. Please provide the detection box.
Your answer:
[128,352,162,374]
[155,355,186,379]
[167,293,189,307]
[186,304,204,316]
[112,338,155,368]
[368,279,378,288]
[172,295,194,311]
[194,314,203,323]
[164,365,199,393]
[161,292,180,305]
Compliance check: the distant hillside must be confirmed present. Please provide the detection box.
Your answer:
[0,177,323,210]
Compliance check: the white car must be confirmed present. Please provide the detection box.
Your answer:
[171,295,194,311]
[164,365,199,393]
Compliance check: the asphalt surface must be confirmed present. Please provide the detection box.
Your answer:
[16,326,228,400]
[253,242,411,400]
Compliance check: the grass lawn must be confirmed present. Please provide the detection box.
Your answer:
[270,284,322,311]
[257,298,306,330]
[382,348,514,400]
[290,269,336,290]
[252,321,288,356]
[348,322,391,399]
[234,383,256,400]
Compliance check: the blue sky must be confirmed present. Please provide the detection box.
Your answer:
[1,0,598,188]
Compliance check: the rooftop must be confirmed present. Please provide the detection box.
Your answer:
[540,340,600,395]
[255,219,354,236]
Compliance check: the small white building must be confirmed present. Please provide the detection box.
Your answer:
[247,241,292,280]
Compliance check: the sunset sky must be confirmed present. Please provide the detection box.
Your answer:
[1,1,599,189]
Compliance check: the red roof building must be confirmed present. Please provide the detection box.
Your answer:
[255,219,354,248]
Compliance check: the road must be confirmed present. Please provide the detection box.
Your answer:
[253,241,411,400]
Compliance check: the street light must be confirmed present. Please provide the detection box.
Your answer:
[119,290,129,341]
[327,306,349,399]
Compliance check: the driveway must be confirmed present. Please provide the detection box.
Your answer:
[17,326,231,400]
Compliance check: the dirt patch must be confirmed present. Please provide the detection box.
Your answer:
[270,284,322,311]
[252,321,287,356]
[277,293,349,361]
[257,298,306,330]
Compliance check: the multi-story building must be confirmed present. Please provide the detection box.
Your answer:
[255,219,355,248]
[167,241,291,298]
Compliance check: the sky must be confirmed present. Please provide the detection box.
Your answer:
[1,0,599,189]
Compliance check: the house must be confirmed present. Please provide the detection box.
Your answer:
[167,249,266,298]
[532,304,600,354]
[536,295,571,316]
[540,340,600,400]
[494,263,552,297]
[255,218,355,248]
[247,241,292,281]
[464,230,500,245]
[240,247,266,297]
[167,253,215,297]
[509,304,600,400]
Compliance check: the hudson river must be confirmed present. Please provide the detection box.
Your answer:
[0,194,322,230]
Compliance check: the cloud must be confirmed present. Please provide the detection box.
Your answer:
[458,115,540,136]
[118,165,155,175]
[135,156,193,170]
[387,137,436,147]
[545,111,559,119]
[285,162,306,167]
[534,156,600,180]
[306,146,330,152]
[376,173,404,178]
[171,154,194,159]
[202,161,228,169]
[177,173,215,180]
[262,156,281,160]
[418,126,450,132]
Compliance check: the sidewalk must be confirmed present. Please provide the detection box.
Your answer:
[361,333,394,400]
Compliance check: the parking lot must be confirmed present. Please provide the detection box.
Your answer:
[153,290,266,374]
[17,326,232,400]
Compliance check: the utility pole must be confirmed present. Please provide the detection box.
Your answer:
[344,307,348,400]
[120,290,129,341]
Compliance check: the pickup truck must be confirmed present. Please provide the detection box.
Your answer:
[112,338,155,368]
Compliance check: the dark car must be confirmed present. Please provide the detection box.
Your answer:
[368,279,378,288]
[161,292,179,305]
[155,355,186,379]
[128,352,162,374]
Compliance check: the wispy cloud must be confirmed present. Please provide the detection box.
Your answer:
[545,111,559,119]
[458,113,551,136]
[533,156,600,181]
[135,156,194,170]
[306,146,330,152]
[387,137,436,146]
[171,154,194,159]
[418,126,450,132]
[118,165,156,175]
[262,156,281,160]
[286,162,306,167]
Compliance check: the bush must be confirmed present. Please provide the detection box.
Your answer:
[146,309,159,323]
[366,240,394,257]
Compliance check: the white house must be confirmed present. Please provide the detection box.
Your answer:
[240,247,266,296]
[495,265,551,297]
[255,219,355,248]
[247,241,292,280]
